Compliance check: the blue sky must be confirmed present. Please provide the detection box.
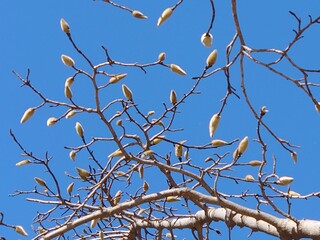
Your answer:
[1,0,320,239]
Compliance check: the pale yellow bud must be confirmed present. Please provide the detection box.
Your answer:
[147,110,155,116]
[151,119,164,127]
[113,190,122,205]
[47,117,58,126]
[66,110,76,119]
[99,230,105,240]
[67,182,74,195]
[15,225,28,236]
[288,190,301,197]
[151,135,165,145]
[64,86,72,99]
[65,77,74,87]
[175,144,183,158]
[249,160,263,167]
[291,151,298,164]
[61,54,75,67]
[132,10,148,19]
[206,49,218,68]
[20,108,35,124]
[116,119,123,126]
[109,73,127,84]
[245,174,254,182]
[75,122,84,138]
[143,181,149,192]
[201,33,213,47]
[69,150,76,161]
[76,167,90,180]
[170,64,187,76]
[138,165,144,179]
[115,171,129,178]
[60,18,70,34]
[184,150,189,159]
[238,136,249,154]
[16,159,31,166]
[211,139,227,147]
[122,84,133,100]
[142,150,154,157]
[315,102,320,112]
[108,149,124,158]
[170,90,177,105]
[158,52,166,62]
[166,196,181,202]
[91,218,99,228]
[34,177,46,186]
[204,156,213,162]
[277,176,294,186]
[165,232,177,238]
[209,114,220,137]
[157,8,173,27]
[233,149,240,160]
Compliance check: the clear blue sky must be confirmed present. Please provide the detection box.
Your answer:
[1,0,320,239]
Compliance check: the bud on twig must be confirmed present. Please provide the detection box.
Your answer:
[75,122,84,138]
[67,182,74,195]
[47,117,58,127]
[209,114,220,137]
[170,90,177,105]
[69,150,76,161]
[122,84,133,100]
[109,73,127,84]
[166,196,181,202]
[132,10,148,19]
[249,160,263,167]
[291,151,298,164]
[20,108,35,124]
[61,54,75,67]
[158,52,166,62]
[206,49,218,68]
[16,159,31,166]
[211,139,227,147]
[64,86,72,98]
[76,167,90,180]
[277,176,294,186]
[157,8,173,27]
[60,18,70,34]
[245,175,254,182]
[238,136,249,154]
[113,190,122,205]
[66,110,76,119]
[170,64,187,76]
[65,77,74,87]
[34,177,46,187]
[15,225,28,236]
[201,33,213,47]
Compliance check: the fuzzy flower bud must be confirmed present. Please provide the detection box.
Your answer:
[158,52,166,62]
[201,33,213,47]
[67,182,74,195]
[20,108,35,124]
[206,49,218,68]
[170,64,187,76]
[61,54,75,67]
[122,84,133,100]
[109,73,127,84]
[170,90,177,105]
[34,177,46,187]
[16,159,31,166]
[47,117,58,126]
[157,8,173,27]
[60,18,70,34]
[15,225,28,236]
[209,114,220,137]
[132,10,148,19]
[76,167,90,180]
[75,122,84,138]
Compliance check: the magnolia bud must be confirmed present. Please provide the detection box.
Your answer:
[201,33,213,47]
[76,167,90,180]
[166,196,181,202]
[206,49,218,68]
[315,102,320,112]
[277,176,294,186]
[16,159,31,166]
[116,119,123,126]
[69,150,76,161]
[143,181,149,192]
[147,110,155,116]
[20,108,35,124]
[108,149,124,158]
[158,52,166,62]
[157,8,173,27]
[238,136,249,154]
[64,86,72,98]
[15,225,28,236]
[99,230,105,240]
[60,18,70,34]
[61,54,75,67]
[113,190,122,205]
[66,110,76,119]
[245,174,254,182]
[109,73,127,84]
[132,10,148,19]
[122,84,133,100]
[170,64,187,76]
[75,122,84,138]
[34,177,46,186]
[175,144,183,158]
[209,114,220,137]
[67,182,74,195]
[288,190,301,197]
[184,150,189,159]
[115,171,129,178]
[47,117,58,126]
[151,135,165,145]
[170,90,177,105]
[249,160,263,167]
[91,218,99,228]
[65,77,74,87]
[211,139,227,147]
[142,150,154,157]
[291,151,298,164]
